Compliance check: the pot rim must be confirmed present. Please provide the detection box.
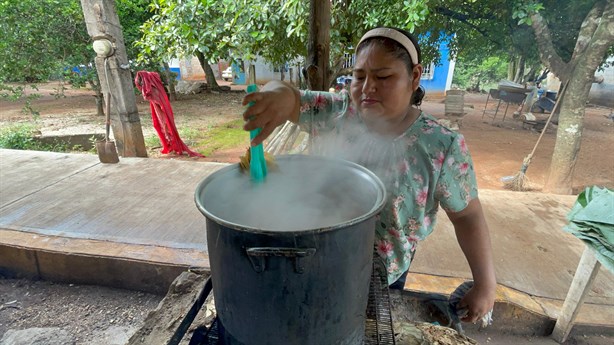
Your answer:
[194,154,386,235]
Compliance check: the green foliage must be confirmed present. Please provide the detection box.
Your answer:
[539,0,602,63]
[0,123,72,152]
[512,1,544,26]
[510,1,605,65]
[116,0,156,61]
[0,0,90,83]
[0,0,97,116]
[137,0,433,71]
[0,123,38,150]
[0,122,94,153]
[453,55,509,91]
[0,0,158,102]
[428,0,608,85]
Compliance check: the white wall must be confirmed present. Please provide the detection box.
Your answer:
[247,56,302,84]
[590,57,614,108]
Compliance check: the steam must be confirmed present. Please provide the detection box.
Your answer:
[311,118,407,188]
[200,115,404,232]
[201,157,383,232]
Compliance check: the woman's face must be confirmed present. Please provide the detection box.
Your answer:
[351,43,422,130]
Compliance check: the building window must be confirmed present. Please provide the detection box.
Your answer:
[343,53,355,69]
[421,63,435,80]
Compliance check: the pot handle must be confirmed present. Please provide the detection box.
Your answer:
[246,247,316,274]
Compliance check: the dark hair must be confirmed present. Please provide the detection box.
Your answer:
[355,27,425,106]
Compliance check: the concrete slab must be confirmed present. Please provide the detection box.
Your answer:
[0,151,226,249]
[409,190,614,306]
[0,149,99,208]
[0,149,612,327]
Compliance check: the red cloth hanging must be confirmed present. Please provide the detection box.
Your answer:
[134,71,204,157]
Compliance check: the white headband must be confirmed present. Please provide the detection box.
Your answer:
[356,28,419,65]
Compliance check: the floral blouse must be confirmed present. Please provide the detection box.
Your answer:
[298,90,479,284]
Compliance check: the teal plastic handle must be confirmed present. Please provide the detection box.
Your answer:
[246,84,267,182]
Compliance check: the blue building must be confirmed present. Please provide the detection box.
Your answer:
[168,59,182,80]
[419,38,456,96]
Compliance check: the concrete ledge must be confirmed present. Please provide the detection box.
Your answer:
[1,227,612,336]
[34,133,105,151]
[405,273,614,331]
[0,229,209,295]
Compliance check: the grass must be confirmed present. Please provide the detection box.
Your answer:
[0,122,72,152]
[194,119,248,156]
[144,119,248,156]
[2,118,248,157]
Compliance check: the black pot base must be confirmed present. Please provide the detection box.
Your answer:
[189,256,395,345]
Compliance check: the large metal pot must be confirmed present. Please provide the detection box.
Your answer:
[195,155,386,345]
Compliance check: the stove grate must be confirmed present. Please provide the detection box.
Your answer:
[364,256,396,345]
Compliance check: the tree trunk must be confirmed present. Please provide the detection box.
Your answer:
[507,57,516,81]
[543,72,591,194]
[297,63,304,88]
[307,0,331,91]
[513,55,525,83]
[537,1,614,194]
[162,62,176,101]
[550,81,568,125]
[280,66,285,81]
[247,64,256,85]
[81,0,147,158]
[194,51,221,91]
[88,78,104,116]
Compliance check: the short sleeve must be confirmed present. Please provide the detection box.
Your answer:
[298,90,350,134]
[435,134,478,212]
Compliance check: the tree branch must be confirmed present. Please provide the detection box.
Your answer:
[433,6,501,48]
[530,11,570,81]
[571,1,605,62]
[434,7,491,38]
[583,0,614,70]
[434,5,496,22]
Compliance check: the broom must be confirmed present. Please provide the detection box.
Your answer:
[503,81,568,191]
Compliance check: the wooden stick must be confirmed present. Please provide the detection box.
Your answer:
[551,247,601,343]
[524,80,569,163]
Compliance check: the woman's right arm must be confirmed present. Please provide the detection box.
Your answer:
[242,81,301,146]
[242,81,349,146]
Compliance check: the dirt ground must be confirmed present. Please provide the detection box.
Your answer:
[1,82,612,193]
[0,278,161,344]
[1,83,613,344]
[1,278,611,345]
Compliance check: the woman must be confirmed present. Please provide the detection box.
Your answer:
[242,27,496,324]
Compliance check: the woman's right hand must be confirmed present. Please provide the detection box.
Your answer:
[242,81,300,146]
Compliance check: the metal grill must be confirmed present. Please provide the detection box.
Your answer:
[364,257,396,345]
[193,257,395,345]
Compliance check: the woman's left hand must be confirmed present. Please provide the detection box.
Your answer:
[458,283,496,323]
[447,198,497,324]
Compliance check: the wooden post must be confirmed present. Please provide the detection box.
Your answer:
[247,64,257,85]
[80,0,147,157]
[551,247,601,343]
[306,0,331,91]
